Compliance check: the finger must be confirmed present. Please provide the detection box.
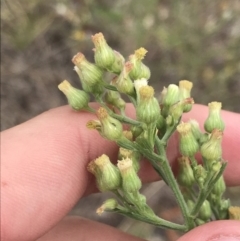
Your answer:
[1,104,126,241]
[178,220,240,241]
[1,104,240,241]
[37,216,145,241]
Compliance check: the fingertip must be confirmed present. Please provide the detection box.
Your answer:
[178,220,240,241]
[37,216,145,241]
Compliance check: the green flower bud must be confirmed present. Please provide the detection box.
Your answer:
[188,119,203,142]
[177,122,199,157]
[134,78,148,103]
[198,200,212,221]
[163,84,179,106]
[118,147,141,172]
[212,176,226,197]
[109,50,125,74]
[113,62,135,96]
[136,86,160,124]
[58,80,90,111]
[219,199,230,219]
[166,115,174,126]
[87,154,121,192]
[104,88,126,113]
[96,107,123,141]
[92,32,115,70]
[178,80,193,112]
[229,206,240,220]
[195,218,206,225]
[204,102,225,133]
[96,198,119,215]
[117,158,142,193]
[129,48,151,80]
[200,129,223,161]
[177,156,195,187]
[199,133,209,145]
[210,161,222,174]
[169,98,194,122]
[156,114,166,130]
[187,200,195,211]
[130,125,143,139]
[193,165,207,189]
[72,52,104,95]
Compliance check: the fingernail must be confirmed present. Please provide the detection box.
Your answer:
[209,235,240,241]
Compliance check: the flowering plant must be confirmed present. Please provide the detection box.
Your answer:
[59,32,240,232]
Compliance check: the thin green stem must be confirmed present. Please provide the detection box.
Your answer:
[160,118,181,146]
[112,209,187,231]
[111,112,141,126]
[113,190,134,211]
[155,136,195,230]
[128,95,137,107]
[84,106,96,113]
[96,97,141,126]
[190,163,227,218]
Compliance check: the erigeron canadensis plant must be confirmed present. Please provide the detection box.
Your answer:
[58,32,240,232]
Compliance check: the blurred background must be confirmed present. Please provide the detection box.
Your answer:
[1,0,240,240]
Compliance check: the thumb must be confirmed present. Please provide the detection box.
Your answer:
[178,220,240,241]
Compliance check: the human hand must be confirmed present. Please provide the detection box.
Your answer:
[1,104,240,241]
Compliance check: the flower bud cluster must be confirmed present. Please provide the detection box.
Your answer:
[159,80,194,124]
[58,32,235,227]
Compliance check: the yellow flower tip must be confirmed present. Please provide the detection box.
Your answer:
[177,122,192,135]
[179,80,193,90]
[94,154,111,167]
[87,160,97,174]
[96,199,118,215]
[96,206,104,215]
[229,206,240,220]
[72,52,85,65]
[124,61,134,73]
[139,85,154,99]
[58,80,71,93]
[117,158,132,172]
[208,101,222,111]
[178,156,190,165]
[211,128,223,140]
[119,147,133,158]
[135,47,148,60]
[97,107,109,120]
[91,32,105,46]
[86,120,101,130]
[123,130,133,140]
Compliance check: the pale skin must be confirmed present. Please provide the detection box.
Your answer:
[1,104,240,241]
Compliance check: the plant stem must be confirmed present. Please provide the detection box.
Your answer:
[111,112,141,126]
[96,96,141,125]
[113,190,134,211]
[113,209,187,231]
[155,136,195,230]
[128,95,137,107]
[190,162,227,218]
